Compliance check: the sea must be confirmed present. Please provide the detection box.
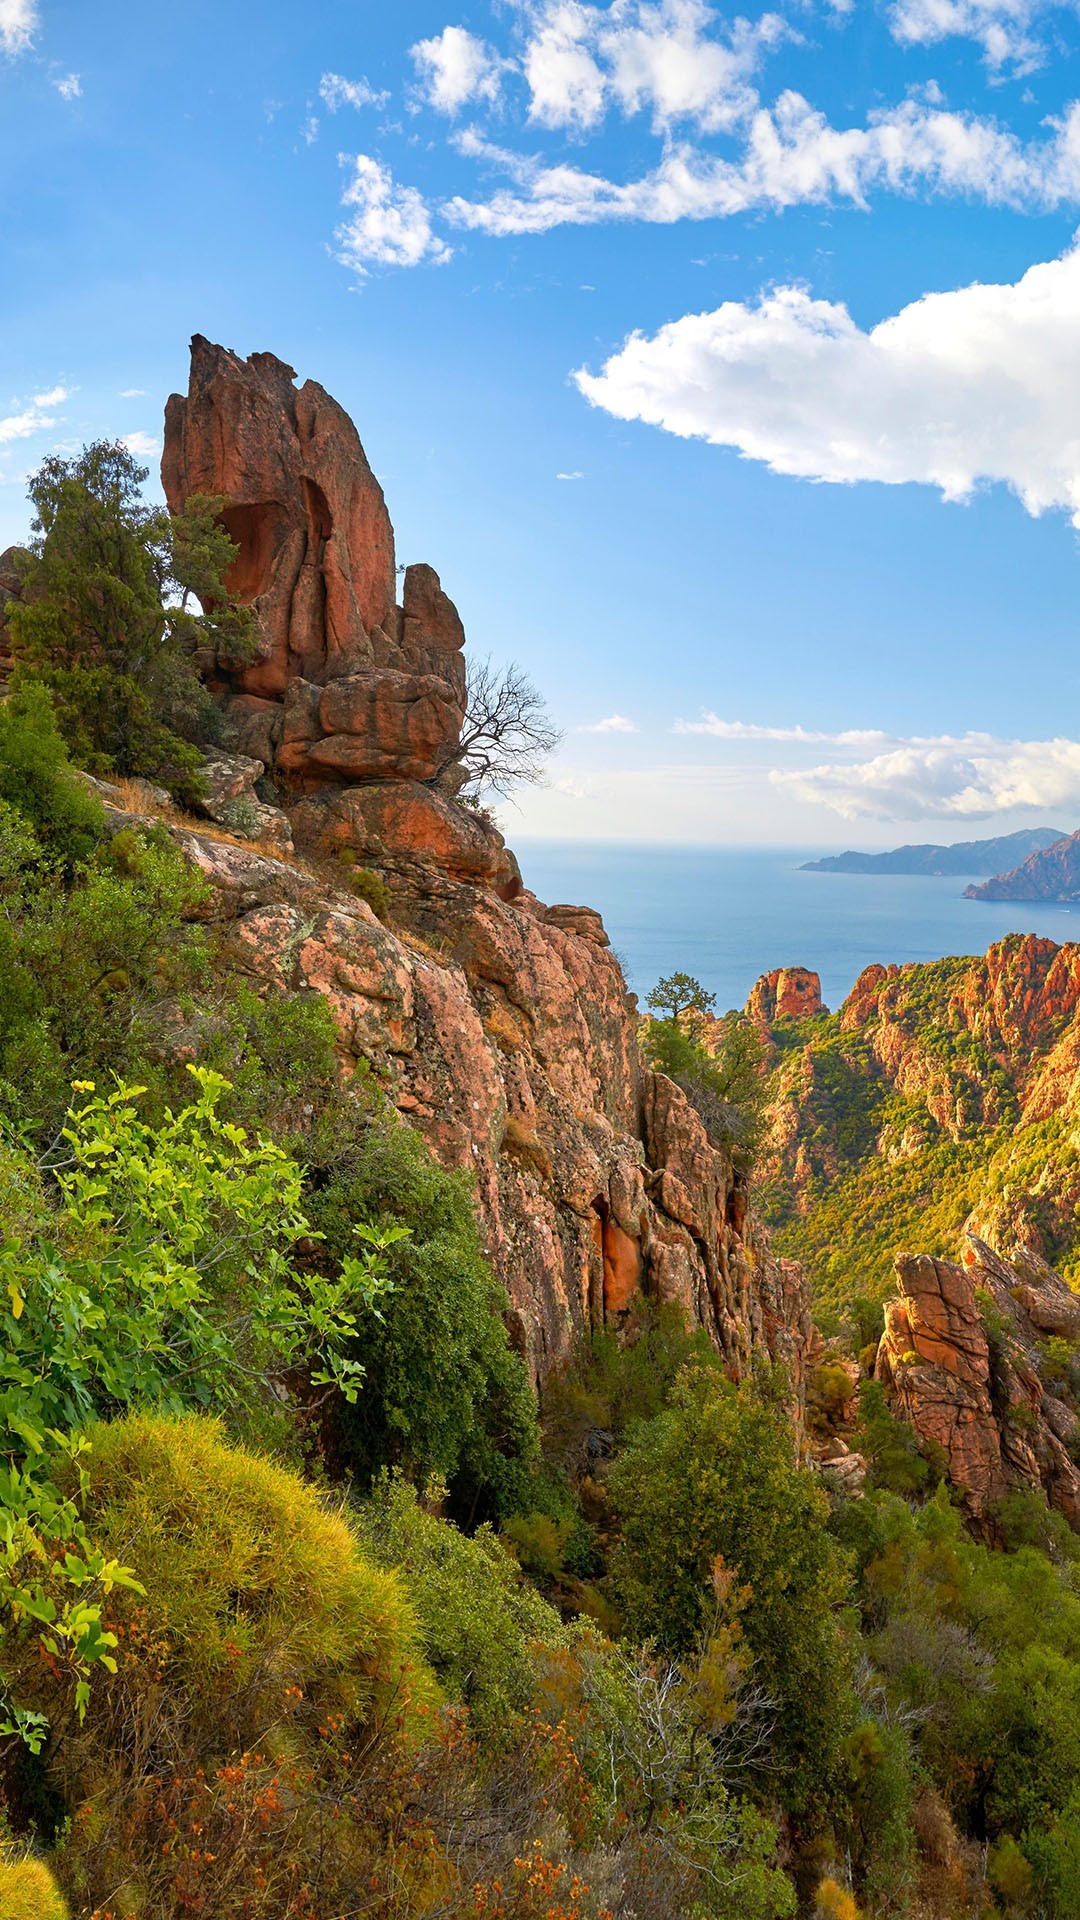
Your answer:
[514,840,1080,1014]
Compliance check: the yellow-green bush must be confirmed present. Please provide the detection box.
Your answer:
[9,1413,438,1797]
[0,1856,69,1920]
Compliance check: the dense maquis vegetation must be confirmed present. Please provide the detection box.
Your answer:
[3,441,1080,1918]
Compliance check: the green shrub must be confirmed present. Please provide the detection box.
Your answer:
[341,861,391,920]
[0,1071,397,1742]
[807,1362,855,1433]
[0,1857,68,1920]
[0,679,103,868]
[355,1474,567,1741]
[8,442,253,802]
[312,1116,538,1514]
[608,1363,853,1817]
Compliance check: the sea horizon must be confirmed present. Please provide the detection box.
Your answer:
[512,837,1080,1012]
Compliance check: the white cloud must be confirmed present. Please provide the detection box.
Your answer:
[556,469,584,479]
[0,0,36,56]
[119,387,146,398]
[411,26,506,114]
[577,712,639,731]
[774,734,1080,819]
[675,714,892,743]
[301,115,320,145]
[319,72,389,112]
[446,93,1080,236]
[54,72,81,100]
[520,0,788,136]
[525,2,607,131]
[575,237,1080,527]
[122,431,161,458]
[890,0,1047,74]
[0,385,69,446]
[335,155,453,275]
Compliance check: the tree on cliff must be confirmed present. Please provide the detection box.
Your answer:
[7,441,253,803]
[643,972,767,1165]
[447,656,562,803]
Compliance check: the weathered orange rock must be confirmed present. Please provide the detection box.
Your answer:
[162,337,468,801]
[311,670,463,783]
[747,967,823,1024]
[88,773,813,1396]
[876,1237,1080,1525]
[163,336,395,692]
[290,781,522,898]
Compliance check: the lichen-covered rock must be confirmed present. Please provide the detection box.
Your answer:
[290,781,522,899]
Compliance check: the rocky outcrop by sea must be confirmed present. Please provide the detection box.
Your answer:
[139,336,814,1399]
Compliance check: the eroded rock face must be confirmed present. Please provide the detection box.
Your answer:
[162,337,466,793]
[89,773,811,1397]
[876,1237,1080,1525]
[747,967,824,1024]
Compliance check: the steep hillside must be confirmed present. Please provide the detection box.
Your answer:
[12,335,806,1395]
[966,827,1080,900]
[755,934,1080,1315]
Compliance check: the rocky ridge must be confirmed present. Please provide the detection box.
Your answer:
[136,337,813,1397]
[965,829,1080,902]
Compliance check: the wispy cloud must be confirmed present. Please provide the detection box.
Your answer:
[119,387,146,399]
[556,469,584,480]
[334,155,453,277]
[674,715,892,744]
[0,385,70,446]
[122,430,161,458]
[577,239,1080,528]
[319,72,389,113]
[0,0,37,57]
[53,71,81,100]
[577,713,638,733]
[889,0,1048,74]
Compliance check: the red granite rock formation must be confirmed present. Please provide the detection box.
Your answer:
[162,337,466,794]
[876,1236,1080,1526]
[149,338,815,1395]
[747,966,824,1024]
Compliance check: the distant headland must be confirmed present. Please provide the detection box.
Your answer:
[802,827,1065,877]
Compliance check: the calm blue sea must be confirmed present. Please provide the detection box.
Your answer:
[513,840,1080,1013]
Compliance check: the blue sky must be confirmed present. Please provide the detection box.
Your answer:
[5,0,1080,844]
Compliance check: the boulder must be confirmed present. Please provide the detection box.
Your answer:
[290,781,522,898]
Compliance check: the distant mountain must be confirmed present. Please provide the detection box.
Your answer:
[802,828,1066,876]
[965,830,1080,901]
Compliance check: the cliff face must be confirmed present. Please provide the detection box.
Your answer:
[965,830,1080,901]
[152,338,811,1396]
[876,1237,1080,1527]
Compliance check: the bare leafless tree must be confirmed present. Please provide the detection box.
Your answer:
[439,657,562,802]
